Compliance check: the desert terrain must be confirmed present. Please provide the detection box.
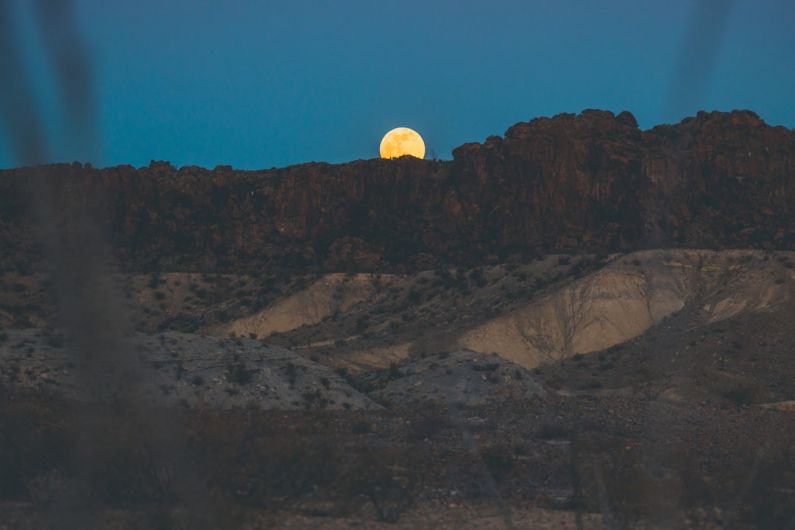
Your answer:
[1,249,794,529]
[1,111,794,528]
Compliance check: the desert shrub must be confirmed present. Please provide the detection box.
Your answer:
[171,361,184,381]
[481,446,515,482]
[408,412,450,440]
[351,420,372,434]
[431,270,454,290]
[388,363,402,380]
[344,375,375,396]
[536,423,571,440]
[723,385,754,407]
[513,270,528,282]
[301,390,326,409]
[471,362,499,372]
[147,274,161,290]
[227,361,256,385]
[468,268,487,288]
[5,362,21,382]
[407,290,422,304]
[284,362,298,386]
[355,315,370,332]
[570,261,590,278]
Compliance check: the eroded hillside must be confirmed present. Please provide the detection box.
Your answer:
[2,249,793,406]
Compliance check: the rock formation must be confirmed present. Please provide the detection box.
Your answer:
[1,110,793,272]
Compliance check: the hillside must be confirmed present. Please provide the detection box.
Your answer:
[2,249,795,528]
[2,110,795,528]
[1,110,794,273]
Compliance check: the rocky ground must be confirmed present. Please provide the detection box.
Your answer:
[1,250,794,528]
[0,330,378,410]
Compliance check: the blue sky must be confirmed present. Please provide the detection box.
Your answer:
[2,0,794,169]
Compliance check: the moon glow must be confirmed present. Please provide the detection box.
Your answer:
[379,127,426,159]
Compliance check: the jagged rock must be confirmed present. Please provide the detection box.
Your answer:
[1,110,793,273]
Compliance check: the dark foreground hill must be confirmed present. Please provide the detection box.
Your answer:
[1,109,794,272]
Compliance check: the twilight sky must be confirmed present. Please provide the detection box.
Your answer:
[1,0,794,169]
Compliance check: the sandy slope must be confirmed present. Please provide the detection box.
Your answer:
[458,250,793,367]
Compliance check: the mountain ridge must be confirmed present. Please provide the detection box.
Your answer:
[1,109,793,273]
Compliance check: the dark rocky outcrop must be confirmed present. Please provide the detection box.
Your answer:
[1,109,793,272]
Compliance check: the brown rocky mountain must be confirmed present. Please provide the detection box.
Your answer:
[1,109,794,273]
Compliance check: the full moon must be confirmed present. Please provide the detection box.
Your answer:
[379,127,426,159]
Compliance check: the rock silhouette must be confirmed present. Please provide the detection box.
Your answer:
[1,109,793,273]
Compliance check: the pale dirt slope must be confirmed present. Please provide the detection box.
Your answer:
[458,250,793,368]
[223,273,392,338]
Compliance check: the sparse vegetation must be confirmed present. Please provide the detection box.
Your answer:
[284,362,298,386]
[388,363,402,380]
[536,423,571,440]
[471,362,499,372]
[0,251,793,527]
[226,361,256,385]
[723,385,754,407]
[481,446,515,482]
